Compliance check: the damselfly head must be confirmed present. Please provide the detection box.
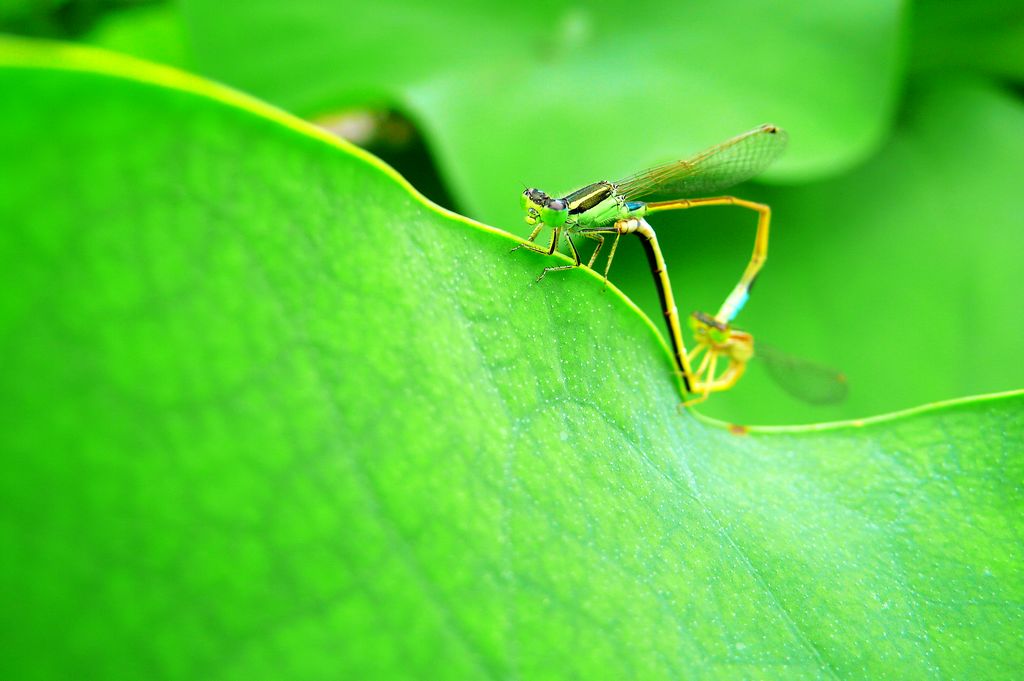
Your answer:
[521,188,568,227]
[522,188,546,225]
[689,311,729,342]
[689,311,753,359]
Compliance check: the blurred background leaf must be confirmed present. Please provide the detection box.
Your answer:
[179,0,907,225]
[2,44,1022,679]
[910,0,1024,81]
[83,2,185,67]
[0,0,160,39]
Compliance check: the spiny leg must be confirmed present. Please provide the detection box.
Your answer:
[582,232,604,268]
[691,345,713,381]
[684,352,718,406]
[536,231,582,282]
[687,333,710,366]
[541,231,606,276]
[602,233,622,287]
[704,332,753,392]
[510,222,544,253]
[707,356,747,392]
[512,225,561,259]
[579,228,621,288]
[647,196,770,323]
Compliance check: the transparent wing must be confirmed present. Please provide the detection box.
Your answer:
[757,343,848,405]
[614,124,788,200]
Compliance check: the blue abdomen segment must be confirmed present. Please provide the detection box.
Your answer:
[727,290,749,321]
[624,201,647,218]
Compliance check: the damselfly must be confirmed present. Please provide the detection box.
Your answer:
[514,124,786,400]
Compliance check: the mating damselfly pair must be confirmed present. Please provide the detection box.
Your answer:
[513,124,845,406]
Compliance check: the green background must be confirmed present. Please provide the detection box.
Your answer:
[2,0,1023,678]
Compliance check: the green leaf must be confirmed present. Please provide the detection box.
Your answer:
[179,0,906,225]
[910,0,1024,82]
[84,3,188,69]
[2,41,1022,680]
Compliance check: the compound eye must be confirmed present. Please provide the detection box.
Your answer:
[548,198,566,211]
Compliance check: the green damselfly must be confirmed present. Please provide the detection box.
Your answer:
[514,124,786,401]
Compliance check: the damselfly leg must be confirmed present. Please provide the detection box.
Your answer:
[683,312,754,406]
